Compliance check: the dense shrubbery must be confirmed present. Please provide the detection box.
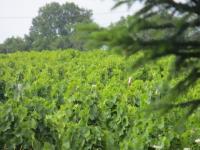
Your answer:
[0,50,199,149]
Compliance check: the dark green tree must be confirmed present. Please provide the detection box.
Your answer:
[28,2,93,50]
[0,44,5,53]
[111,0,200,112]
[0,37,26,53]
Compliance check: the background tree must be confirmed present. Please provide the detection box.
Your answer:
[0,2,93,52]
[28,2,93,50]
[111,0,200,112]
[0,44,5,53]
[0,37,26,53]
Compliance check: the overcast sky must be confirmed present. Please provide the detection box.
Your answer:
[0,0,139,43]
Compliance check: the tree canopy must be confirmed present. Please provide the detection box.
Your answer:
[30,2,92,38]
[28,2,93,50]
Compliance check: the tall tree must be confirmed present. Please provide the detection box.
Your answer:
[28,2,93,50]
[112,0,200,112]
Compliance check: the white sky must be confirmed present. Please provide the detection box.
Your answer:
[0,0,139,43]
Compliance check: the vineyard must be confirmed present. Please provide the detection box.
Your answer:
[0,50,199,149]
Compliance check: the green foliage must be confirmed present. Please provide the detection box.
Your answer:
[0,2,93,52]
[30,2,92,37]
[79,16,134,53]
[110,0,200,110]
[0,37,27,53]
[0,50,199,149]
[69,23,105,50]
[27,2,93,51]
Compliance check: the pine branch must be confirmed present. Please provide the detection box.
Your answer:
[175,99,200,108]
[136,39,200,50]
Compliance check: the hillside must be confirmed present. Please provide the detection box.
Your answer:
[0,50,199,149]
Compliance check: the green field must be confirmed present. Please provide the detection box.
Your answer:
[0,50,200,149]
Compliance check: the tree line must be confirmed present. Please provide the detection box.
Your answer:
[0,2,104,52]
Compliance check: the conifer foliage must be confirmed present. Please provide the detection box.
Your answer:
[113,0,200,110]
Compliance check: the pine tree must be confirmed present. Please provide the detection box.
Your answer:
[113,0,200,112]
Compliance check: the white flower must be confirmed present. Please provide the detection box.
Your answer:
[152,145,162,149]
[17,83,23,90]
[183,148,191,150]
[195,138,200,144]
[91,84,96,88]
[128,77,132,86]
